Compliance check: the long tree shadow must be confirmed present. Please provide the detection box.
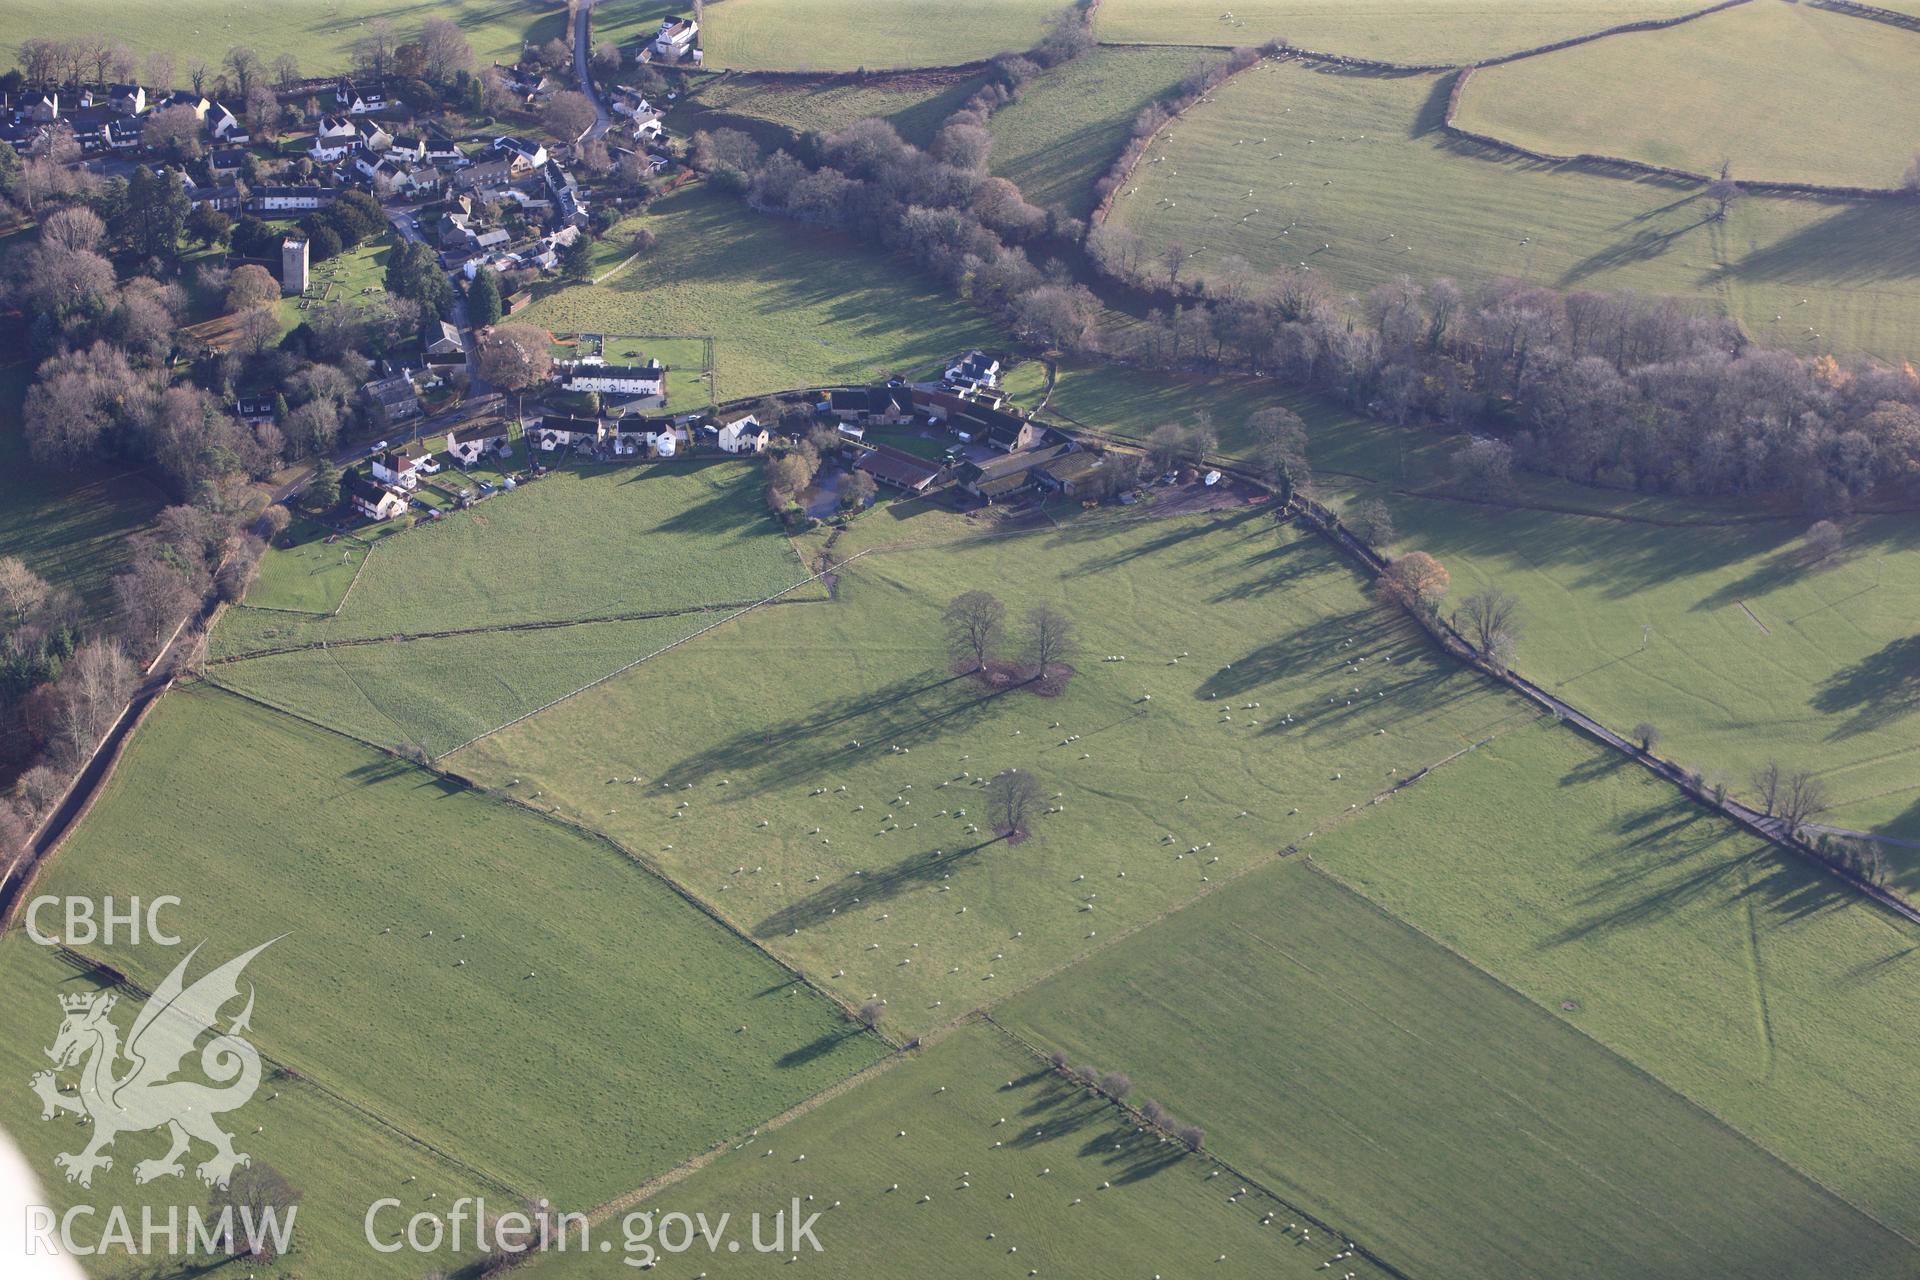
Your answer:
[775,1026,870,1070]
[658,669,995,794]
[753,837,1004,939]
[1560,212,1716,287]
[1812,634,1920,738]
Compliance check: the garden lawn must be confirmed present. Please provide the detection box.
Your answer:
[1105,59,1920,361]
[245,518,368,614]
[676,69,992,150]
[23,687,887,1208]
[987,47,1220,220]
[699,0,1059,71]
[211,460,811,658]
[999,856,1920,1280]
[0,940,494,1279]
[521,185,1008,402]
[1094,0,1712,63]
[209,611,727,758]
[518,1020,1394,1279]
[1310,719,1920,1242]
[0,362,165,616]
[450,508,1530,1036]
[0,0,571,81]
[1454,1,1920,189]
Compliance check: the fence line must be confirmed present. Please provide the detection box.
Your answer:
[433,549,878,760]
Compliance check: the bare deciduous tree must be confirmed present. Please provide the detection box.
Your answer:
[1457,587,1521,672]
[1352,497,1395,545]
[1631,721,1660,753]
[1802,519,1843,565]
[1098,1071,1131,1100]
[1176,1123,1205,1152]
[943,590,1005,671]
[1024,602,1074,672]
[987,768,1041,839]
[209,1161,302,1259]
[1751,760,1783,817]
[1779,770,1831,838]
[856,1000,885,1029]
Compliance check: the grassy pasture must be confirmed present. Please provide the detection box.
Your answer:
[450,508,1530,1035]
[1454,1,1920,188]
[699,0,1059,71]
[1093,0,1711,63]
[987,47,1220,220]
[1105,59,1920,361]
[1310,720,1920,1241]
[245,519,367,614]
[999,856,1920,1280]
[209,611,722,757]
[1044,360,1920,843]
[0,940,494,1279]
[519,1020,1390,1279]
[678,69,992,149]
[0,0,570,81]
[0,362,165,616]
[20,687,887,1208]
[522,185,1007,401]
[212,461,811,658]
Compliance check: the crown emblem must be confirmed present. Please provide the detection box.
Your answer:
[60,992,103,1013]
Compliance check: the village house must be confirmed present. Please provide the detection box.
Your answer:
[534,415,602,452]
[362,372,421,425]
[562,360,666,399]
[371,448,420,491]
[350,474,411,522]
[207,102,244,142]
[336,81,386,114]
[425,321,466,359]
[854,444,945,495]
[447,421,510,465]
[209,147,249,178]
[454,156,513,192]
[251,185,339,213]
[612,414,657,457]
[650,15,701,62]
[107,83,146,115]
[714,414,769,455]
[232,396,276,426]
[492,135,548,170]
[422,135,463,165]
[943,350,1001,391]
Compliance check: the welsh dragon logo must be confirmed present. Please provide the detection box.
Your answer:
[30,939,278,1190]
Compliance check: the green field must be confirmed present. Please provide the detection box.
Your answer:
[213,461,811,658]
[1094,0,1711,62]
[1044,361,1920,844]
[1104,59,1920,361]
[1454,1,1920,188]
[245,519,368,615]
[522,185,1007,402]
[988,47,1219,220]
[16,688,886,1209]
[0,939,495,1278]
[999,856,1920,1280]
[0,0,574,81]
[520,1020,1392,1278]
[0,362,165,616]
[678,69,992,149]
[1311,720,1920,1240]
[449,507,1529,1034]
[700,0,1058,71]
[209,611,722,757]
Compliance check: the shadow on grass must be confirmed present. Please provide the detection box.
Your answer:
[775,1025,870,1070]
[1812,634,1920,739]
[753,837,1003,939]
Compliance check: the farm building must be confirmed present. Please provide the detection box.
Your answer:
[425,321,466,359]
[914,390,1042,453]
[855,445,946,495]
[953,442,1076,503]
[370,449,419,491]
[535,416,603,451]
[1032,450,1111,498]
[650,15,701,62]
[447,421,510,465]
[826,386,913,425]
[715,414,769,455]
[563,361,666,398]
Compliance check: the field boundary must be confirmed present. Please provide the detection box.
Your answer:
[1809,0,1920,31]
[207,593,830,665]
[434,549,877,759]
[48,944,529,1200]
[975,1011,1417,1280]
[1295,858,1920,1251]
